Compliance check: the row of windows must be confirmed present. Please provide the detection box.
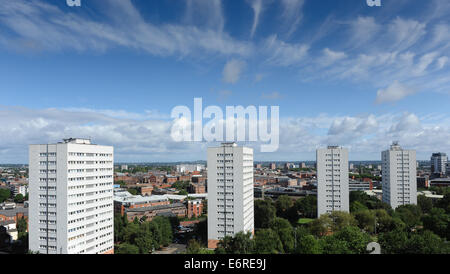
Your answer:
[40,153,57,157]
[68,161,113,165]
[68,152,112,157]
[39,220,57,225]
[217,160,234,163]
[40,169,56,174]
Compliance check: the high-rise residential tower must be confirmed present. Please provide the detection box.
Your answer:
[381,142,417,209]
[316,146,349,216]
[431,153,447,176]
[29,138,114,254]
[207,143,254,249]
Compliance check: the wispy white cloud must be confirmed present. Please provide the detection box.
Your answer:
[349,16,380,48]
[385,17,427,52]
[247,0,265,38]
[184,0,225,32]
[318,48,347,67]
[264,35,309,66]
[375,81,416,104]
[222,59,246,84]
[0,0,251,57]
[280,0,305,37]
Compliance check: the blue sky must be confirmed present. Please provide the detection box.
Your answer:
[0,0,450,163]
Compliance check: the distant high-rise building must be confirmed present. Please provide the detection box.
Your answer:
[381,142,417,209]
[207,143,254,249]
[300,162,306,168]
[316,146,349,216]
[431,153,447,176]
[29,138,114,254]
[349,163,354,170]
[270,163,276,170]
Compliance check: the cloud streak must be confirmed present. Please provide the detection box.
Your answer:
[0,0,251,57]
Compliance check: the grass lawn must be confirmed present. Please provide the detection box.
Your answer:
[297,218,314,224]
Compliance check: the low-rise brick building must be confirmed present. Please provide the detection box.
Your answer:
[125,203,187,222]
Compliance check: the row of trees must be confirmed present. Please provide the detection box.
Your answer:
[114,214,174,254]
[186,189,450,254]
[0,188,28,203]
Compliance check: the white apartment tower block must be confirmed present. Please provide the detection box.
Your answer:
[317,146,349,216]
[381,142,417,209]
[29,138,114,254]
[207,143,254,248]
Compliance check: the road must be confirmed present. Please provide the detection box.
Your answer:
[152,243,187,254]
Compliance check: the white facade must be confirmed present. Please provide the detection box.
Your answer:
[317,146,349,216]
[29,138,114,254]
[207,143,254,247]
[381,142,417,209]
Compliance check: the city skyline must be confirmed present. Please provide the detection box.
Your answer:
[1,0,450,163]
[0,147,447,164]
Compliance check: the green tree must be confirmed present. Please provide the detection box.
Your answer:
[254,229,284,254]
[128,188,138,195]
[0,188,11,203]
[350,201,368,213]
[216,232,254,254]
[354,210,376,233]
[186,239,202,254]
[321,236,351,254]
[135,228,154,254]
[116,243,140,254]
[294,234,323,254]
[309,214,333,237]
[394,204,422,230]
[14,194,24,203]
[329,211,358,232]
[114,214,124,242]
[269,217,294,253]
[122,222,141,244]
[330,226,371,254]
[373,209,403,233]
[178,190,188,195]
[295,195,317,218]
[378,229,409,254]
[17,217,27,239]
[417,195,433,214]
[422,207,449,240]
[275,195,293,219]
[350,191,389,210]
[254,199,276,228]
[405,230,449,254]
[436,193,450,213]
[116,180,126,187]
[151,216,173,247]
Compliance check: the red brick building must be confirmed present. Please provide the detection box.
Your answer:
[125,203,187,222]
[187,200,203,219]
[188,183,206,194]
